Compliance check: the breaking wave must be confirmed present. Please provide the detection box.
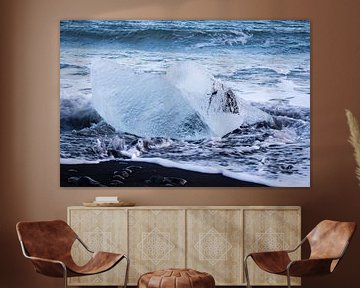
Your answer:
[60,20,310,55]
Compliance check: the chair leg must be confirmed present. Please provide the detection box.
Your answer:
[62,264,68,288]
[123,255,130,288]
[286,269,291,288]
[244,255,252,288]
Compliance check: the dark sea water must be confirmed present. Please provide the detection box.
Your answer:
[60,20,310,187]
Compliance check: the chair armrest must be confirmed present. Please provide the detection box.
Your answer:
[26,255,65,265]
[26,255,67,278]
[19,240,67,277]
[76,236,94,253]
[285,237,307,253]
[287,258,336,277]
[245,237,305,259]
[247,250,290,259]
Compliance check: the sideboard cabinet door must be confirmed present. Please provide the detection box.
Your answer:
[128,209,186,284]
[187,209,243,285]
[67,208,127,286]
[243,208,301,286]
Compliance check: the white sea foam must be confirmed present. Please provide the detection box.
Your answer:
[231,78,310,108]
[60,158,101,164]
[193,30,252,49]
[131,156,309,187]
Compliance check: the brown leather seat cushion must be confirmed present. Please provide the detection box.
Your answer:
[138,268,215,288]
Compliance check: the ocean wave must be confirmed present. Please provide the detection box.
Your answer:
[60,105,308,160]
[61,20,253,46]
[60,104,309,187]
[60,20,310,53]
[60,129,175,161]
[61,22,250,46]
[60,98,102,131]
[192,30,252,48]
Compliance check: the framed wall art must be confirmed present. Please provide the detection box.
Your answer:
[60,20,310,187]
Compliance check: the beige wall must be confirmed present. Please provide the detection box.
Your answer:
[1,0,360,287]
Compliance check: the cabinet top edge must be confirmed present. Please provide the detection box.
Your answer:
[68,205,301,210]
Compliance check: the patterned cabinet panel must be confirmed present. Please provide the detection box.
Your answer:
[243,208,301,286]
[128,209,186,284]
[187,209,243,285]
[68,208,127,286]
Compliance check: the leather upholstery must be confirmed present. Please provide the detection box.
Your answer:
[138,269,215,288]
[16,220,124,278]
[307,220,356,260]
[248,220,356,277]
[250,251,291,274]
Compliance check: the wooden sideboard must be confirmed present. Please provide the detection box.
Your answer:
[67,206,301,286]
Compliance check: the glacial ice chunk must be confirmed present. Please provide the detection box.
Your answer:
[91,59,273,139]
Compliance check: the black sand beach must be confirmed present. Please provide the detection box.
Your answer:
[60,160,266,187]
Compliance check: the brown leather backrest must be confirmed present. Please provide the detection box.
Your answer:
[16,220,77,261]
[307,220,356,260]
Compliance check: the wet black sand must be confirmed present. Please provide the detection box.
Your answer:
[60,160,266,187]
